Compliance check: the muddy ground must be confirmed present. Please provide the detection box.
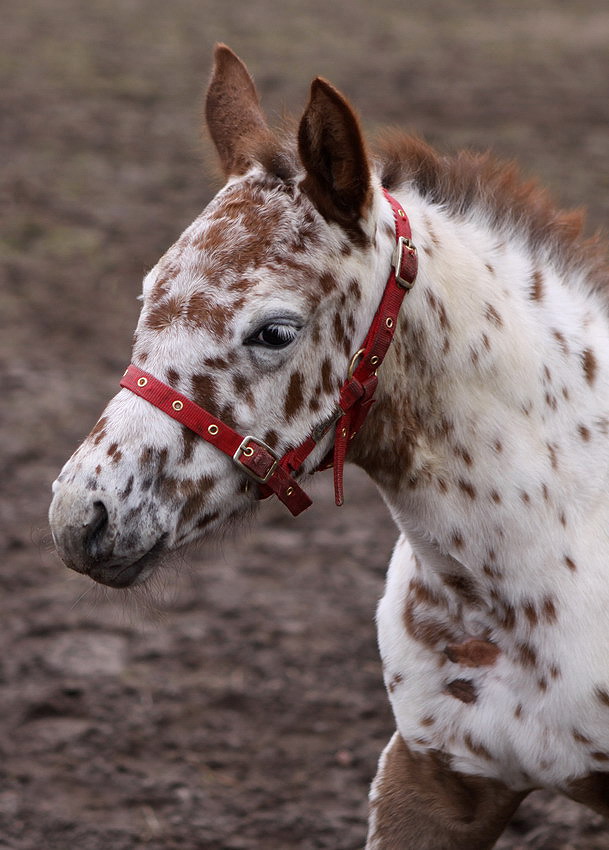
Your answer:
[2,1,609,847]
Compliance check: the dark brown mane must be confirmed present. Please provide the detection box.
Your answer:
[375,130,608,291]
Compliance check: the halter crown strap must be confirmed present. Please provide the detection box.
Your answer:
[120,189,417,516]
[329,189,417,504]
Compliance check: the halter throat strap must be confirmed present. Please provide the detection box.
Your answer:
[120,188,417,516]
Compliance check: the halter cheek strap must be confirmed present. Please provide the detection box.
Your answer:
[120,189,417,516]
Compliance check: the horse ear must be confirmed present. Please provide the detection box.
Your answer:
[298,78,371,236]
[205,44,273,177]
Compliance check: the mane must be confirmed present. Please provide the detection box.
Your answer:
[375,130,608,293]
[210,118,608,296]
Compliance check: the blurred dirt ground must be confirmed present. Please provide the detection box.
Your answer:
[2,1,609,847]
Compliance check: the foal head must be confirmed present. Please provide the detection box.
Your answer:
[49,45,391,587]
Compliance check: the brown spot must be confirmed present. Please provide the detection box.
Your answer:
[348,278,362,303]
[464,733,492,760]
[388,673,403,693]
[192,374,220,416]
[176,475,216,530]
[485,263,495,275]
[458,479,477,500]
[530,270,544,302]
[582,348,598,385]
[90,417,108,446]
[520,491,530,505]
[546,442,558,470]
[578,424,591,442]
[451,530,464,549]
[523,601,538,627]
[456,445,473,466]
[542,597,558,623]
[445,638,500,668]
[107,443,122,464]
[139,446,155,470]
[514,703,523,719]
[442,574,480,605]
[591,752,609,762]
[284,371,304,421]
[542,483,550,502]
[420,714,436,727]
[549,664,561,679]
[95,465,102,476]
[181,427,198,463]
[517,642,538,668]
[119,475,134,501]
[445,679,477,704]
[498,603,516,631]
[145,295,184,330]
[409,578,445,608]
[203,354,235,370]
[232,372,255,406]
[196,510,220,530]
[403,602,455,649]
[166,368,180,388]
[333,311,346,346]
[319,272,336,295]
[595,687,609,708]
[489,490,502,504]
[186,293,233,338]
[552,329,569,355]
[484,303,503,327]
[573,729,592,745]
[493,439,503,453]
[320,358,333,394]
[263,429,279,450]
[564,555,577,572]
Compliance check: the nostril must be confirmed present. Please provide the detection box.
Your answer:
[84,500,110,559]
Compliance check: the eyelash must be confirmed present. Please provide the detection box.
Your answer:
[246,322,300,349]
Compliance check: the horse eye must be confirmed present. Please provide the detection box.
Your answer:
[247,322,300,349]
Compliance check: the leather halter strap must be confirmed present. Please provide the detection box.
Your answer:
[120,189,417,516]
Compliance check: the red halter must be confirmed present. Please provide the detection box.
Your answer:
[120,189,417,516]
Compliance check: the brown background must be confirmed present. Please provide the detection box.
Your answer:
[2,1,609,847]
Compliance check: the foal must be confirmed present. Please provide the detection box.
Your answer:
[50,45,609,848]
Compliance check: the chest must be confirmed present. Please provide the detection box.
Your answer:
[377,533,609,790]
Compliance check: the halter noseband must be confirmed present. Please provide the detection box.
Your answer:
[120,189,417,516]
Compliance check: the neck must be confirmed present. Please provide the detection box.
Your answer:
[351,186,609,599]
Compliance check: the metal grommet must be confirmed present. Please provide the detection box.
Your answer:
[242,446,254,457]
[137,377,148,387]
[207,424,219,436]
[398,209,406,217]
[385,317,394,329]
[341,428,348,438]
[172,400,183,411]
[370,355,380,366]
[286,486,294,497]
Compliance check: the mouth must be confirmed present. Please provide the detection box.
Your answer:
[87,536,168,588]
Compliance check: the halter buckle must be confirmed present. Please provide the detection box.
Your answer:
[392,236,417,290]
[233,436,279,483]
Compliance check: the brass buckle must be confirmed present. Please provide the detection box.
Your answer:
[233,436,279,484]
[348,348,366,380]
[392,236,417,289]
